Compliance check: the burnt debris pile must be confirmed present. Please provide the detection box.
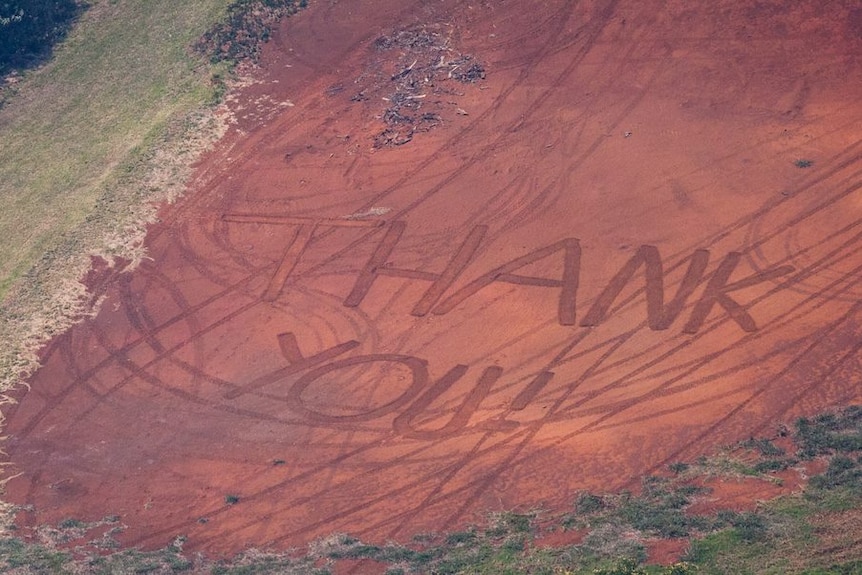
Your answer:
[346,26,486,148]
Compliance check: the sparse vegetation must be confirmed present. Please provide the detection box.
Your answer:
[677,405,862,573]
[795,406,862,458]
[590,558,698,574]
[794,159,814,168]
[0,536,70,572]
[739,437,785,457]
[194,0,307,64]
[1,403,862,574]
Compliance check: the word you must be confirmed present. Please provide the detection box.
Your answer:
[226,332,555,440]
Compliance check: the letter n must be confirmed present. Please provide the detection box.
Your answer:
[579,246,710,330]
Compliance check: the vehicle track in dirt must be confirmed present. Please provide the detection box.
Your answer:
[3,0,861,557]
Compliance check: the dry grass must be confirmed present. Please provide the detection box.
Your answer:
[0,3,247,542]
[0,0,239,427]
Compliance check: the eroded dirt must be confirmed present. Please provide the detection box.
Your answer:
[3,0,862,557]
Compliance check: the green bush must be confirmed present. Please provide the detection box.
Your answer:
[576,492,607,515]
[753,457,798,474]
[194,0,304,63]
[721,511,767,542]
[739,438,785,457]
[0,0,82,74]
[809,455,862,491]
[795,406,862,458]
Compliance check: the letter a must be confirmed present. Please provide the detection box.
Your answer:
[432,238,581,325]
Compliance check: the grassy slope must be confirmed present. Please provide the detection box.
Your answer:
[0,0,230,293]
[0,0,234,391]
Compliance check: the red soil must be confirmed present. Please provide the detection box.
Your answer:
[645,537,689,566]
[3,0,862,558]
[534,527,587,550]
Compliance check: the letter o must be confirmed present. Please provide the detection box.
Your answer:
[285,354,428,423]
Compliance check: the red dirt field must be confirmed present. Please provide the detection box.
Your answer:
[3,0,862,558]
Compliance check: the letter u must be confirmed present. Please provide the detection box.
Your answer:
[393,365,503,440]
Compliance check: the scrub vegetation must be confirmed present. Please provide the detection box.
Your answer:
[1,406,860,573]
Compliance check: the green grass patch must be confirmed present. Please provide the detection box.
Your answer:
[0,537,71,572]
[0,0,234,296]
[796,407,862,459]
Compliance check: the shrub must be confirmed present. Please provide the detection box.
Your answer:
[739,438,785,457]
[809,455,862,491]
[194,0,305,64]
[576,492,607,515]
[795,406,862,458]
[753,457,798,474]
[0,0,82,74]
[717,511,767,542]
